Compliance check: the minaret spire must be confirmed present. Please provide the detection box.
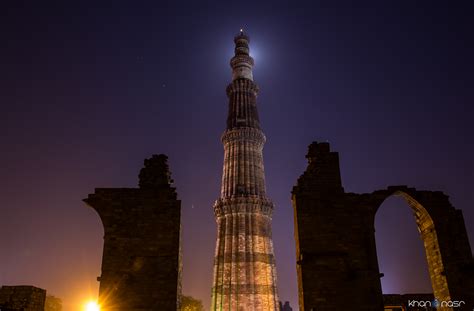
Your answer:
[211,32,279,311]
[231,30,254,81]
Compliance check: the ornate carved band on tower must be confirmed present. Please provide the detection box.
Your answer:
[211,32,279,311]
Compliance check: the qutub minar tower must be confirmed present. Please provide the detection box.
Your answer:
[211,31,279,310]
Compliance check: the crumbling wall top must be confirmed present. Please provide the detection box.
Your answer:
[139,154,173,189]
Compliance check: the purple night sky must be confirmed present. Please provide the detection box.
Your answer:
[1,2,473,310]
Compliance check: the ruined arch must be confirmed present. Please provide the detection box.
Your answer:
[368,186,474,310]
[372,188,450,304]
[292,142,474,311]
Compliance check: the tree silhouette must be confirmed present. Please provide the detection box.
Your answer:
[181,295,204,311]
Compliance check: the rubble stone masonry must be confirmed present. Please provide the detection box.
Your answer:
[84,154,181,311]
[292,142,474,311]
[0,285,46,311]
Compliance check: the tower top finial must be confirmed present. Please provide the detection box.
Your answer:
[234,29,249,42]
[230,31,254,80]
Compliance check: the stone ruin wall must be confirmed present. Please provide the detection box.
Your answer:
[0,285,46,311]
[292,142,474,311]
[84,154,182,311]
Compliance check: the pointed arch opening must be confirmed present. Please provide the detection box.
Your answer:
[375,195,431,294]
[374,190,451,305]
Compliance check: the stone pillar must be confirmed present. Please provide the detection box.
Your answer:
[292,142,386,311]
[84,154,181,311]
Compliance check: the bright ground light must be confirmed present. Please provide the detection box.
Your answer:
[85,301,100,311]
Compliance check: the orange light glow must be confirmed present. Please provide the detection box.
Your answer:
[85,301,100,311]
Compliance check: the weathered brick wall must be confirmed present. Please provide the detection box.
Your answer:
[0,285,46,311]
[292,142,383,310]
[84,154,181,311]
[292,142,474,311]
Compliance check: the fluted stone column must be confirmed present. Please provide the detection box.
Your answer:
[211,31,279,311]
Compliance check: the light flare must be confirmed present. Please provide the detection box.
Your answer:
[85,301,100,311]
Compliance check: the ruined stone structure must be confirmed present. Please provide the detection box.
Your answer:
[45,295,62,311]
[0,285,46,311]
[211,31,279,310]
[84,154,181,311]
[292,142,474,311]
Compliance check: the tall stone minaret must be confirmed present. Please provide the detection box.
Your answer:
[211,31,279,311]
